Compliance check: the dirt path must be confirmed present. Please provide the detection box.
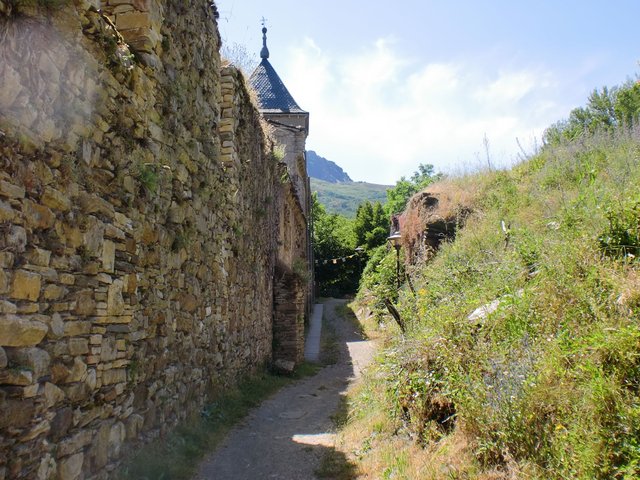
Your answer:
[195,298,375,480]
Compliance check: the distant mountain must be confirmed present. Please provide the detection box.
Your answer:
[306,150,352,183]
[311,178,390,218]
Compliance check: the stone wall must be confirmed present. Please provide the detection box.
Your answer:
[0,1,297,478]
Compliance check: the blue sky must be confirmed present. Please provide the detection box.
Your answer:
[217,0,640,184]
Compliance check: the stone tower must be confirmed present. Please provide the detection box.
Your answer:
[250,26,312,366]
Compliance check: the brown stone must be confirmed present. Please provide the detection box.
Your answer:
[0,300,16,314]
[0,180,25,199]
[116,11,151,30]
[6,347,50,379]
[0,346,6,368]
[48,313,64,339]
[100,337,117,362]
[0,315,48,347]
[91,422,111,469]
[63,321,91,337]
[74,289,96,316]
[41,186,71,212]
[25,247,51,267]
[0,269,8,294]
[23,199,55,230]
[50,407,73,441]
[4,225,26,252]
[67,357,87,383]
[10,270,41,301]
[78,192,114,219]
[101,368,126,385]
[43,382,66,407]
[102,240,116,273]
[0,398,35,429]
[106,279,125,315]
[0,201,16,222]
[68,338,89,356]
[57,452,83,480]
[58,430,93,457]
[178,293,198,313]
[44,284,66,301]
[0,369,33,386]
[51,362,70,384]
[20,419,50,441]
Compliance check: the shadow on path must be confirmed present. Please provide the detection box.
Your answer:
[195,298,373,480]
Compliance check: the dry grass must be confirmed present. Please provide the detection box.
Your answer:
[400,176,481,262]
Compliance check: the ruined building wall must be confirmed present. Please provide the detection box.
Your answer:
[0,1,287,478]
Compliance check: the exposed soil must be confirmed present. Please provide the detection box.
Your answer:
[194,298,375,480]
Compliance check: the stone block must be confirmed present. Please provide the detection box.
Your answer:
[5,225,26,252]
[0,346,6,368]
[48,313,64,339]
[78,193,114,219]
[50,407,73,441]
[20,418,50,441]
[63,321,91,337]
[0,180,25,199]
[41,187,71,212]
[25,248,51,267]
[0,315,48,347]
[58,430,93,457]
[23,199,55,230]
[106,280,125,315]
[57,452,83,480]
[0,368,33,386]
[67,357,87,383]
[68,338,89,356]
[116,12,151,30]
[59,274,75,285]
[11,270,41,301]
[6,347,50,379]
[44,284,66,301]
[0,398,35,430]
[109,421,125,458]
[74,289,96,316]
[0,201,16,222]
[102,240,116,273]
[43,382,66,407]
[101,368,126,385]
[0,269,8,294]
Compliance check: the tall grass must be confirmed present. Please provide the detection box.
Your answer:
[344,126,640,478]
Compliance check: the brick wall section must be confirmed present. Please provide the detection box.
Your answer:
[0,2,300,479]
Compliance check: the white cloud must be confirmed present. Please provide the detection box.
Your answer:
[282,38,570,184]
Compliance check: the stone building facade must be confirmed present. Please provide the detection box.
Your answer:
[0,1,309,478]
[250,27,312,366]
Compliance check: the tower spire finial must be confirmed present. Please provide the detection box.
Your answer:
[260,17,269,60]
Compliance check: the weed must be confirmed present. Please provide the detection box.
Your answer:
[346,124,640,477]
[137,163,159,195]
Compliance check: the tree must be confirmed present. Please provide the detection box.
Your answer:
[543,78,640,145]
[354,200,388,252]
[312,193,358,295]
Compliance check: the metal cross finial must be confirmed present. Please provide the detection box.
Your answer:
[260,17,270,59]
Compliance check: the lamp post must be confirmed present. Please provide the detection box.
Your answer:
[387,231,402,290]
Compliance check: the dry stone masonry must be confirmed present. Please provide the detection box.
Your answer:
[0,1,310,478]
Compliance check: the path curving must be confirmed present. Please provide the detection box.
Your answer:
[195,298,375,480]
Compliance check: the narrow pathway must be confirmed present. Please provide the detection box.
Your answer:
[195,298,374,480]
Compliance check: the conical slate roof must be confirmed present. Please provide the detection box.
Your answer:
[249,27,306,114]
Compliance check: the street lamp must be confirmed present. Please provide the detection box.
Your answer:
[387,231,402,290]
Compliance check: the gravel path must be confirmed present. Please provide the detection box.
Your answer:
[195,298,375,480]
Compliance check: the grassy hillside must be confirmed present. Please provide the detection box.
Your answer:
[339,128,640,479]
[310,178,390,217]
